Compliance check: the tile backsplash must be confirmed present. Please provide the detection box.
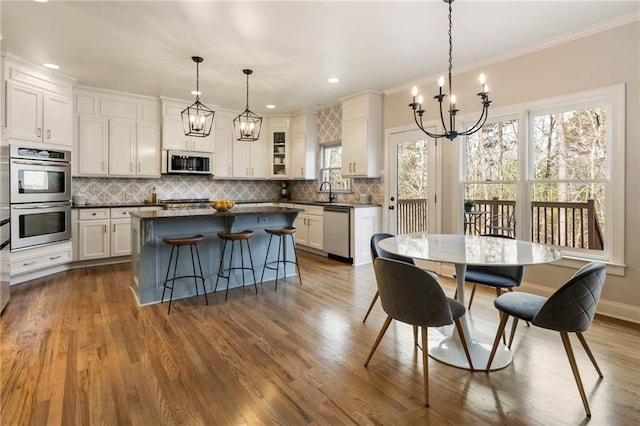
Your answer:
[72,176,384,205]
[72,176,281,204]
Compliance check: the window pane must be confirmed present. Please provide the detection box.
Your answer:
[532,107,607,180]
[323,145,342,168]
[463,183,516,235]
[397,139,428,199]
[531,182,605,250]
[466,119,519,181]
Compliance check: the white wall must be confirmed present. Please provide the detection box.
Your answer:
[383,21,640,322]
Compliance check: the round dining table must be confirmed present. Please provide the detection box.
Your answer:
[378,233,562,371]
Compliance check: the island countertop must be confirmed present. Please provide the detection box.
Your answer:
[130,206,304,221]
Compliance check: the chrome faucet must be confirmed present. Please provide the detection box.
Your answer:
[319,181,335,202]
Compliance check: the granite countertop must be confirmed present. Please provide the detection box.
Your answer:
[130,206,304,220]
[73,199,381,209]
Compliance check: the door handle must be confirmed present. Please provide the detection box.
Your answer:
[389,206,395,210]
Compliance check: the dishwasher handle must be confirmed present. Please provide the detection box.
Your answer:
[323,206,351,213]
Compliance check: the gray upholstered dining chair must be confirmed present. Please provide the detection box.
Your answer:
[365,257,473,407]
[485,261,607,417]
[363,233,439,323]
[454,234,524,310]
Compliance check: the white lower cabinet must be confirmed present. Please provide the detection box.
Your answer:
[294,204,323,250]
[350,206,381,266]
[76,207,152,260]
[10,241,72,277]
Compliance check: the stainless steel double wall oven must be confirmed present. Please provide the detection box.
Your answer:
[9,144,72,250]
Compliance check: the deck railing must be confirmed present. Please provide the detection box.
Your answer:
[397,197,603,250]
[396,198,428,234]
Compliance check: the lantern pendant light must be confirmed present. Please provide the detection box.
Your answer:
[181,56,215,137]
[233,69,263,142]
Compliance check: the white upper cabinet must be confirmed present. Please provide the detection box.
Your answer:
[269,116,290,179]
[74,87,161,177]
[340,91,382,178]
[232,116,267,179]
[161,98,214,153]
[213,109,235,178]
[290,112,317,180]
[5,59,73,147]
[77,116,108,175]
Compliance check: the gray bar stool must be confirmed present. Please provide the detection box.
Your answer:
[260,227,302,290]
[215,230,257,301]
[161,234,208,314]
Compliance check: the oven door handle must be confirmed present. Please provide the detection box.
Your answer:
[12,202,71,210]
[11,160,70,168]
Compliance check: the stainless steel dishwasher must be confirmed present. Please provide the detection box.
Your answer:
[323,205,351,261]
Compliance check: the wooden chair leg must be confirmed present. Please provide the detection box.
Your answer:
[507,318,519,349]
[364,315,393,367]
[486,311,510,372]
[467,284,477,309]
[560,332,592,417]
[413,325,419,347]
[362,290,379,323]
[421,326,429,407]
[454,319,474,371]
[576,332,604,378]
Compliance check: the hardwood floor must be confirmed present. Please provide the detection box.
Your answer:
[1,251,639,425]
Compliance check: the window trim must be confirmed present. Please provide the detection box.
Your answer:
[318,141,352,193]
[457,84,625,274]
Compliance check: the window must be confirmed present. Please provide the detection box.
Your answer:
[319,142,351,191]
[460,85,625,268]
[463,117,519,236]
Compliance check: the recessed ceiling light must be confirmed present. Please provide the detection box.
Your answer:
[190,90,201,96]
[328,77,339,84]
[43,63,59,70]
[34,0,48,3]
[266,104,276,109]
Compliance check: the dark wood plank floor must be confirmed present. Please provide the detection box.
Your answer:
[1,251,639,425]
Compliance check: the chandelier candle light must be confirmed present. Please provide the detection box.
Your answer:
[181,56,215,137]
[409,0,491,140]
[233,69,263,142]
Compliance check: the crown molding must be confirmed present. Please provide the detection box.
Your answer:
[385,10,640,96]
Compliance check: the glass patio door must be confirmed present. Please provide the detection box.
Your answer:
[387,129,438,235]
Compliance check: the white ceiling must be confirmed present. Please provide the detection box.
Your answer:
[2,1,638,114]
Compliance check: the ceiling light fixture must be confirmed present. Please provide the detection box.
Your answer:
[328,77,339,84]
[233,69,262,142]
[409,0,491,140]
[181,56,214,137]
[43,63,59,70]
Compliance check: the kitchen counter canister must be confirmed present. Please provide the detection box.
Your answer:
[130,206,303,306]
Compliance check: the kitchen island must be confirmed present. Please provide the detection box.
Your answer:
[130,206,303,306]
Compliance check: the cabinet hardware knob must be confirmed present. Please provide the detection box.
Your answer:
[37,128,42,138]
[50,255,61,260]
[23,261,36,266]
[47,129,51,139]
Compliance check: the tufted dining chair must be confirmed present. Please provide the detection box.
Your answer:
[363,233,438,323]
[453,234,524,310]
[365,257,473,407]
[485,261,607,417]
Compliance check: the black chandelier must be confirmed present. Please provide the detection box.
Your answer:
[181,56,215,137]
[233,69,263,142]
[409,0,491,140]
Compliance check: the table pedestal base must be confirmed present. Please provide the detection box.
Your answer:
[427,326,512,371]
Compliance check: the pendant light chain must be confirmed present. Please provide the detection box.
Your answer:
[245,72,250,109]
[447,1,453,98]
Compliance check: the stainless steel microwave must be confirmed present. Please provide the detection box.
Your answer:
[162,150,212,175]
